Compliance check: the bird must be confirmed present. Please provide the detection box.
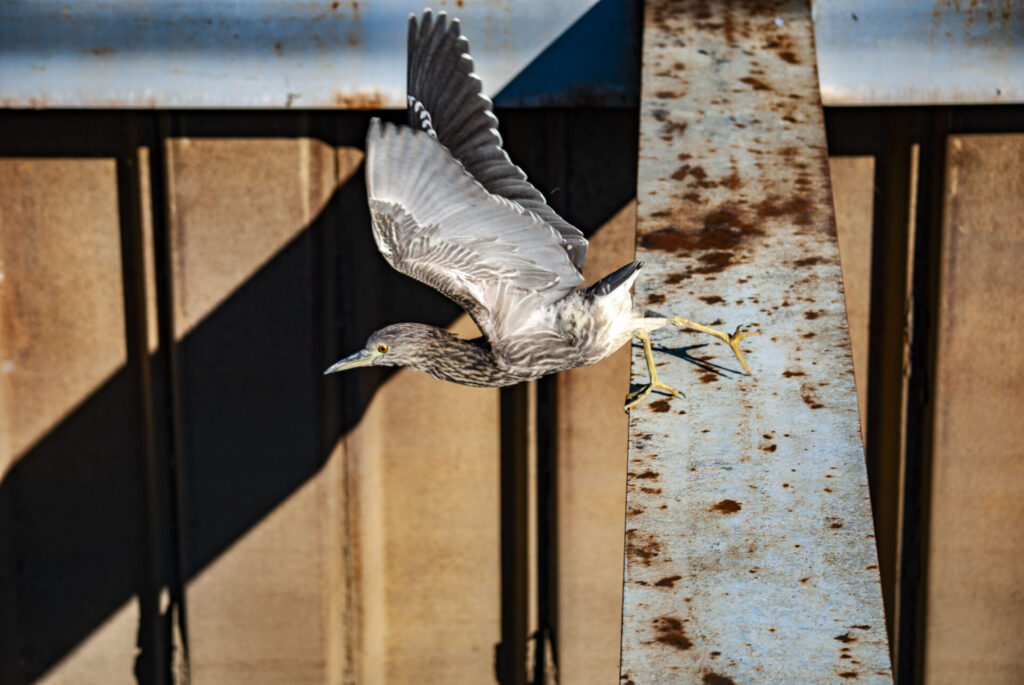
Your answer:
[324,9,758,411]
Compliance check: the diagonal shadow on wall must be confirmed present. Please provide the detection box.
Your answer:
[0,100,637,684]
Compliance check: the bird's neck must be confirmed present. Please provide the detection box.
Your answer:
[404,324,522,388]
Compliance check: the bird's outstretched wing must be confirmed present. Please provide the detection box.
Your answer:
[407,9,589,271]
[366,119,584,344]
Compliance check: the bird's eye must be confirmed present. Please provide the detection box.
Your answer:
[377,344,389,354]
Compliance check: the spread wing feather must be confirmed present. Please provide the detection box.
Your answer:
[407,9,589,271]
[366,119,584,343]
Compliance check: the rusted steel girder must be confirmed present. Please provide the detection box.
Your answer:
[620,2,892,683]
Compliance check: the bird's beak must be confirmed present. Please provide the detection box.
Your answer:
[324,348,381,375]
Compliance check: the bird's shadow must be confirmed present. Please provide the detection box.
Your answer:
[627,342,747,395]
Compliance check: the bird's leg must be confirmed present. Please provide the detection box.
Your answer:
[624,329,684,412]
[671,317,759,373]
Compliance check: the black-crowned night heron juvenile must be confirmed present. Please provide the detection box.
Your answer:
[325,9,758,411]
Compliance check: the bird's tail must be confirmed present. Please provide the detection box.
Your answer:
[585,260,644,299]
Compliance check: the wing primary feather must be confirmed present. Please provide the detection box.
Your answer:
[406,9,589,271]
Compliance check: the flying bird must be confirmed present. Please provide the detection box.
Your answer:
[325,9,757,410]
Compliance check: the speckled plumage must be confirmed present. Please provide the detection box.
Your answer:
[361,261,656,387]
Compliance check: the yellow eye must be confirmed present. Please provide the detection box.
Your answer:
[377,344,389,354]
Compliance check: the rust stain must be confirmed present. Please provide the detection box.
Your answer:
[710,499,742,514]
[654,575,682,588]
[332,91,386,109]
[699,373,720,384]
[721,170,743,190]
[700,295,724,304]
[665,272,688,285]
[838,673,859,679]
[626,529,663,566]
[835,633,857,644]
[639,203,761,256]
[703,673,737,685]
[696,250,735,274]
[800,384,825,409]
[671,164,707,182]
[755,195,814,226]
[702,205,759,245]
[636,470,660,479]
[647,293,666,305]
[652,108,689,138]
[740,76,771,91]
[653,616,693,650]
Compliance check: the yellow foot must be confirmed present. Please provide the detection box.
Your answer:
[624,378,683,412]
[624,328,685,412]
[671,317,760,374]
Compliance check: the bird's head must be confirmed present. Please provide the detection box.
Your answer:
[323,324,427,374]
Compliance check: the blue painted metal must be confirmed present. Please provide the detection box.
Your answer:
[0,0,623,109]
[1,0,1020,108]
[814,0,1024,105]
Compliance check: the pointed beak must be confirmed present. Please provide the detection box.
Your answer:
[324,348,381,375]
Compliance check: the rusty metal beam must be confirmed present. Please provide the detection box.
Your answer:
[0,0,610,109]
[620,2,892,683]
[815,0,1024,106]
[4,1,1020,109]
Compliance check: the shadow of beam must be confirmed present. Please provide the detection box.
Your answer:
[0,103,639,683]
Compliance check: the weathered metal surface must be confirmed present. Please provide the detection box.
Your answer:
[828,156,874,434]
[925,134,1024,684]
[815,0,1024,105]
[165,139,359,682]
[0,158,139,683]
[0,0,608,109]
[2,0,1021,109]
[164,138,341,336]
[621,1,891,683]
[555,201,635,684]
[345,313,503,684]
[0,159,126,472]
